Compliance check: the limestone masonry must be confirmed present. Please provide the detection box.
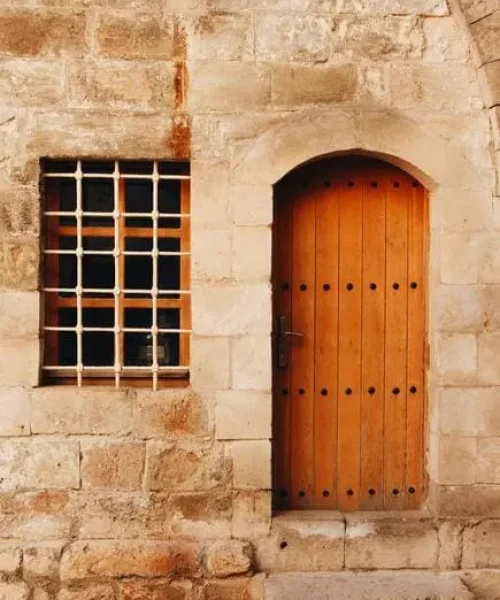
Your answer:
[0,0,500,598]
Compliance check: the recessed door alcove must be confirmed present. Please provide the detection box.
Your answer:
[272,155,429,511]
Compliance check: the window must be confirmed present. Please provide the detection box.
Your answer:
[41,159,191,390]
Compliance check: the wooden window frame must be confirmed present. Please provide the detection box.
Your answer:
[41,159,191,390]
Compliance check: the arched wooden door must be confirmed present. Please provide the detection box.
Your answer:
[272,156,428,511]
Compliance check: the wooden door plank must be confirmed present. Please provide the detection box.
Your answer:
[272,180,293,509]
[406,180,426,509]
[337,172,363,511]
[289,173,316,509]
[314,171,339,508]
[360,171,386,510]
[384,174,409,509]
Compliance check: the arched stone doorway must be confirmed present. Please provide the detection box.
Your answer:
[272,155,429,511]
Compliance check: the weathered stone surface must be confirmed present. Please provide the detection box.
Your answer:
[0,291,39,339]
[191,336,230,390]
[463,521,500,568]
[68,63,175,111]
[0,439,79,492]
[0,542,21,575]
[255,14,330,62]
[332,16,424,61]
[0,187,39,238]
[251,0,331,11]
[0,388,30,436]
[134,390,210,438]
[146,441,226,491]
[470,11,500,65]
[271,65,357,108]
[81,440,145,491]
[0,10,86,57]
[438,485,500,518]
[191,161,230,229]
[440,387,500,437]
[31,387,133,435]
[206,539,253,578]
[479,232,500,283]
[459,0,497,23]
[440,233,479,284]
[168,490,232,538]
[230,183,272,227]
[333,0,449,15]
[120,579,192,600]
[231,335,272,391]
[189,63,271,112]
[228,440,271,490]
[439,437,477,485]
[438,521,463,570]
[194,13,254,61]
[437,285,487,332]
[0,236,39,291]
[0,491,71,540]
[201,577,256,600]
[58,584,117,600]
[461,569,500,600]
[256,513,344,572]
[345,516,438,569]
[232,490,271,538]
[60,540,201,580]
[480,61,500,108]
[435,187,494,233]
[0,583,28,600]
[216,391,271,440]
[192,229,231,281]
[437,333,477,385]
[423,16,471,63]
[478,438,500,484]
[24,541,63,579]
[479,333,500,384]
[231,227,271,282]
[96,13,176,60]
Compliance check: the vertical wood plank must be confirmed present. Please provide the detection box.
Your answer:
[384,174,409,509]
[314,170,339,508]
[337,172,363,511]
[360,170,386,510]
[272,180,293,509]
[406,180,426,509]
[289,173,316,508]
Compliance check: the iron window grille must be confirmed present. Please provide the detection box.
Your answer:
[41,159,191,390]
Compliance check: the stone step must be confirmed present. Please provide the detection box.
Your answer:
[264,571,475,600]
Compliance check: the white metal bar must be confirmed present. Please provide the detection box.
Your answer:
[44,172,190,181]
[113,161,121,389]
[76,161,83,387]
[44,211,191,218]
[152,161,159,391]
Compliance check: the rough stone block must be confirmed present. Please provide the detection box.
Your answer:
[231,335,272,391]
[60,540,201,580]
[437,285,486,332]
[216,391,271,440]
[68,62,175,111]
[435,188,494,232]
[31,387,133,435]
[390,64,483,112]
[120,579,193,600]
[439,437,477,485]
[332,16,423,61]
[133,390,210,438]
[191,336,230,390]
[201,577,256,600]
[271,65,357,108]
[192,283,271,336]
[0,491,71,540]
[0,291,39,339]
[440,233,479,284]
[459,0,497,23]
[231,227,271,282]
[189,63,271,112]
[0,236,39,291]
[437,333,477,385]
[146,441,226,491]
[256,514,344,572]
[96,13,176,60]
[423,16,470,63]
[250,0,331,10]
[168,490,232,539]
[480,61,500,108]
[470,11,500,65]
[0,10,86,57]
[0,186,39,238]
[461,569,500,600]
[438,485,500,518]
[345,516,438,569]
[228,440,271,489]
[0,439,79,492]
[440,387,500,437]
[0,388,30,436]
[72,492,170,540]
[232,490,271,539]
[206,539,253,578]
[230,183,272,227]
[0,339,38,387]
[255,14,330,63]
[479,232,500,283]
[192,229,231,281]
[438,521,463,570]
[479,333,500,384]
[478,438,500,484]
[0,583,28,600]
[0,543,21,575]
[81,440,145,491]
[194,13,254,61]
[463,521,500,568]
[58,584,116,600]
[23,541,63,579]
[191,161,230,230]
[332,0,449,15]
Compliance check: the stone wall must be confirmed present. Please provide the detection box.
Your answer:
[0,0,500,598]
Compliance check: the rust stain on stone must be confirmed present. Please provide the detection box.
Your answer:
[167,114,192,160]
[168,18,191,159]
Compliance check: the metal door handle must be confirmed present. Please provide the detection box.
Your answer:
[277,316,303,368]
